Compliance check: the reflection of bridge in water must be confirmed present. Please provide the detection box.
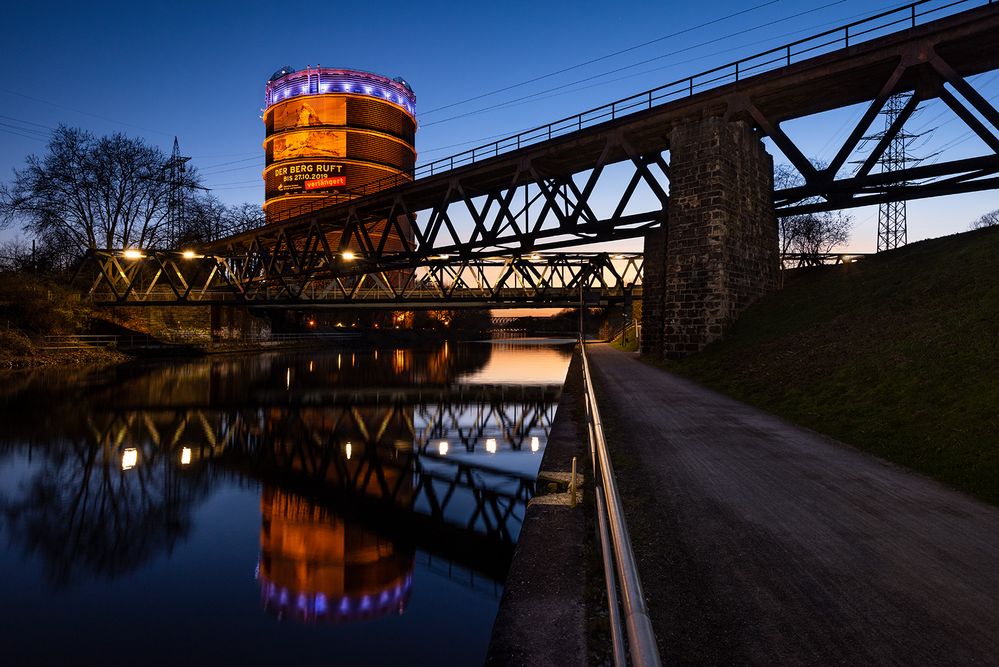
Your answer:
[0,342,570,624]
[79,385,556,585]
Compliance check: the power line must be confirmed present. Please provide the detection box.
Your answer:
[416,0,903,162]
[196,155,264,171]
[422,0,848,128]
[0,126,47,142]
[419,0,781,117]
[0,88,173,137]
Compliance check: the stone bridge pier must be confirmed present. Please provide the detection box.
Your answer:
[641,117,779,358]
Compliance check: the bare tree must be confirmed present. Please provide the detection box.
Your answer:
[774,162,854,264]
[969,209,999,230]
[226,202,265,236]
[177,194,264,245]
[0,126,201,253]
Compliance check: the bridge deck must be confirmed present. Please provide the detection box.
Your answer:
[587,343,999,663]
[207,2,999,249]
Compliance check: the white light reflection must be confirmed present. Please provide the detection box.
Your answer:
[438,441,449,456]
[121,448,138,470]
[486,438,497,454]
[286,367,291,389]
[345,441,352,460]
[531,436,540,453]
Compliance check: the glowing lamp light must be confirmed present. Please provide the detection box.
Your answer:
[181,447,192,465]
[342,251,356,261]
[531,436,541,453]
[439,441,449,456]
[286,367,291,390]
[122,249,144,260]
[345,441,352,460]
[121,448,138,470]
[486,438,497,454]
[182,250,197,259]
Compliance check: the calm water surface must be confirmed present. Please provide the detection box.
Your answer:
[0,340,572,665]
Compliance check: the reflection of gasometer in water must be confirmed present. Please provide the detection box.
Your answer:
[258,487,415,624]
[255,402,417,624]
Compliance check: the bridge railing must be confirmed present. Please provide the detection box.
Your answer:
[581,339,661,667]
[265,0,993,225]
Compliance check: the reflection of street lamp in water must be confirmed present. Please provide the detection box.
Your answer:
[121,448,138,470]
[531,436,540,453]
[486,438,497,454]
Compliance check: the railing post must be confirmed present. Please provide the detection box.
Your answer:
[912,3,917,26]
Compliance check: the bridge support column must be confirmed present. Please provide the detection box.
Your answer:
[647,117,779,358]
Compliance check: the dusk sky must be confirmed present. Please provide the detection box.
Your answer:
[2,0,996,252]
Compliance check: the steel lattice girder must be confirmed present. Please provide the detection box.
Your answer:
[765,45,999,215]
[79,250,644,307]
[202,135,669,287]
[194,5,999,268]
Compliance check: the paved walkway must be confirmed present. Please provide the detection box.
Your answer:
[588,344,999,665]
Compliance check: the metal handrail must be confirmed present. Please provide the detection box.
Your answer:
[580,338,661,666]
[264,0,994,225]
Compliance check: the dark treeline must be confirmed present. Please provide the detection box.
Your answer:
[0,125,263,272]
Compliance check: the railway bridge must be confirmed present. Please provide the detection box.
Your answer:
[77,0,999,357]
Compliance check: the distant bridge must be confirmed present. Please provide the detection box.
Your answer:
[78,250,642,308]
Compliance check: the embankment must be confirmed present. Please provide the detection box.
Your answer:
[662,226,999,504]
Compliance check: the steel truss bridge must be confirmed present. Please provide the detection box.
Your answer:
[77,0,999,308]
[79,250,643,308]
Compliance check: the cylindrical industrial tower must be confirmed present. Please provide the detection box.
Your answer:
[263,66,417,222]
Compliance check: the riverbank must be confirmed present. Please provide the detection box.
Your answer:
[486,350,611,666]
[0,331,132,371]
[658,226,999,505]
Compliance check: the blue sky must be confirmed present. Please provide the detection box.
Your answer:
[2,0,997,252]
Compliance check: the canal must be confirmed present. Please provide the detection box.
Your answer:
[0,340,573,665]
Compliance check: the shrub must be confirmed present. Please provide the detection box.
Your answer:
[0,329,34,356]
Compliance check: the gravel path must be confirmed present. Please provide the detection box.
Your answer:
[588,343,999,665]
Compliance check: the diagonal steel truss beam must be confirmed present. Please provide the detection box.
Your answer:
[78,250,645,307]
[767,46,999,215]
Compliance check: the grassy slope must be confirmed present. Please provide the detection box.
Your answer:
[664,226,999,505]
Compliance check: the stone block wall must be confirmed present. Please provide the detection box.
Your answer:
[643,117,779,358]
[640,226,667,356]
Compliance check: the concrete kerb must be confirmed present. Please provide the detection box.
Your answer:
[485,350,591,666]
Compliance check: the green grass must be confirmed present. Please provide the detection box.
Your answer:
[610,329,639,352]
[658,226,999,505]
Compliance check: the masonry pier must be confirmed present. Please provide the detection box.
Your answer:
[642,118,779,358]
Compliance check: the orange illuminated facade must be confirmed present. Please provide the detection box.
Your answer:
[263,66,417,222]
[258,488,414,623]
